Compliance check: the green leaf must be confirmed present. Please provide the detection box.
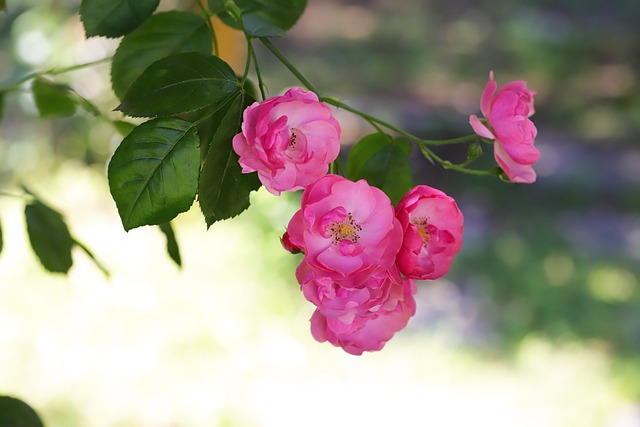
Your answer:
[158,222,181,267]
[108,117,200,231]
[212,0,307,31]
[31,78,76,118]
[346,133,414,205]
[0,1,6,12]
[0,396,44,427]
[117,52,240,118]
[80,0,160,38]
[199,92,261,227]
[180,96,236,163]
[242,13,286,38]
[24,199,74,274]
[111,11,213,100]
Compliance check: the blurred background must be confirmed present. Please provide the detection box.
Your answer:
[1,0,640,425]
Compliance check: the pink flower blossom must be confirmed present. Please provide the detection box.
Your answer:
[305,266,416,355]
[287,174,403,285]
[469,71,540,183]
[395,185,464,280]
[232,87,341,195]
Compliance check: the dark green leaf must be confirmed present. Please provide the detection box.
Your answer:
[158,222,181,267]
[108,117,200,231]
[199,92,261,227]
[117,52,240,118]
[212,0,307,31]
[31,78,76,118]
[0,395,44,427]
[0,1,6,12]
[242,13,286,38]
[80,0,160,38]
[0,214,3,255]
[111,11,213,100]
[181,95,237,163]
[25,199,74,274]
[346,133,414,205]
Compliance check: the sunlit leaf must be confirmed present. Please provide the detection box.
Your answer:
[158,222,181,267]
[117,52,240,118]
[111,11,212,100]
[108,117,199,231]
[346,133,414,205]
[31,78,76,118]
[242,13,286,38]
[211,0,307,31]
[0,395,44,427]
[24,199,74,274]
[80,0,160,38]
[199,92,261,227]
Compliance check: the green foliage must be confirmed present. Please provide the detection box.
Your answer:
[24,199,74,274]
[159,222,182,267]
[0,0,5,12]
[80,0,160,38]
[346,133,414,204]
[211,0,308,31]
[31,78,76,118]
[108,117,200,231]
[242,13,286,38]
[110,11,213,100]
[199,93,261,228]
[117,53,240,118]
[0,396,44,427]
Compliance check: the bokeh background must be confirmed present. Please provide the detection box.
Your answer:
[1,0,640,425]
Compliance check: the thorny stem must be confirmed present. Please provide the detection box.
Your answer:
[260,39,319,94]
[261,39,482,148]
[197,0,219,56]
[248,42,267,100]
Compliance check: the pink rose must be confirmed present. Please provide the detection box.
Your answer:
[287,174,403,285]
[232,87,341,195]
[307,268,416,355]
[395,185,464,280]
[469,71,540,183]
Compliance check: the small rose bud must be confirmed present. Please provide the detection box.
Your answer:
[467,141,483,161]
[281,231,302,254]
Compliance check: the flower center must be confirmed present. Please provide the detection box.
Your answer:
[289,130,297,147]
[412,217,431,243]
[329,212,362,244]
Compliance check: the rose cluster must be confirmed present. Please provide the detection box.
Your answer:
[233,77,537,354]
